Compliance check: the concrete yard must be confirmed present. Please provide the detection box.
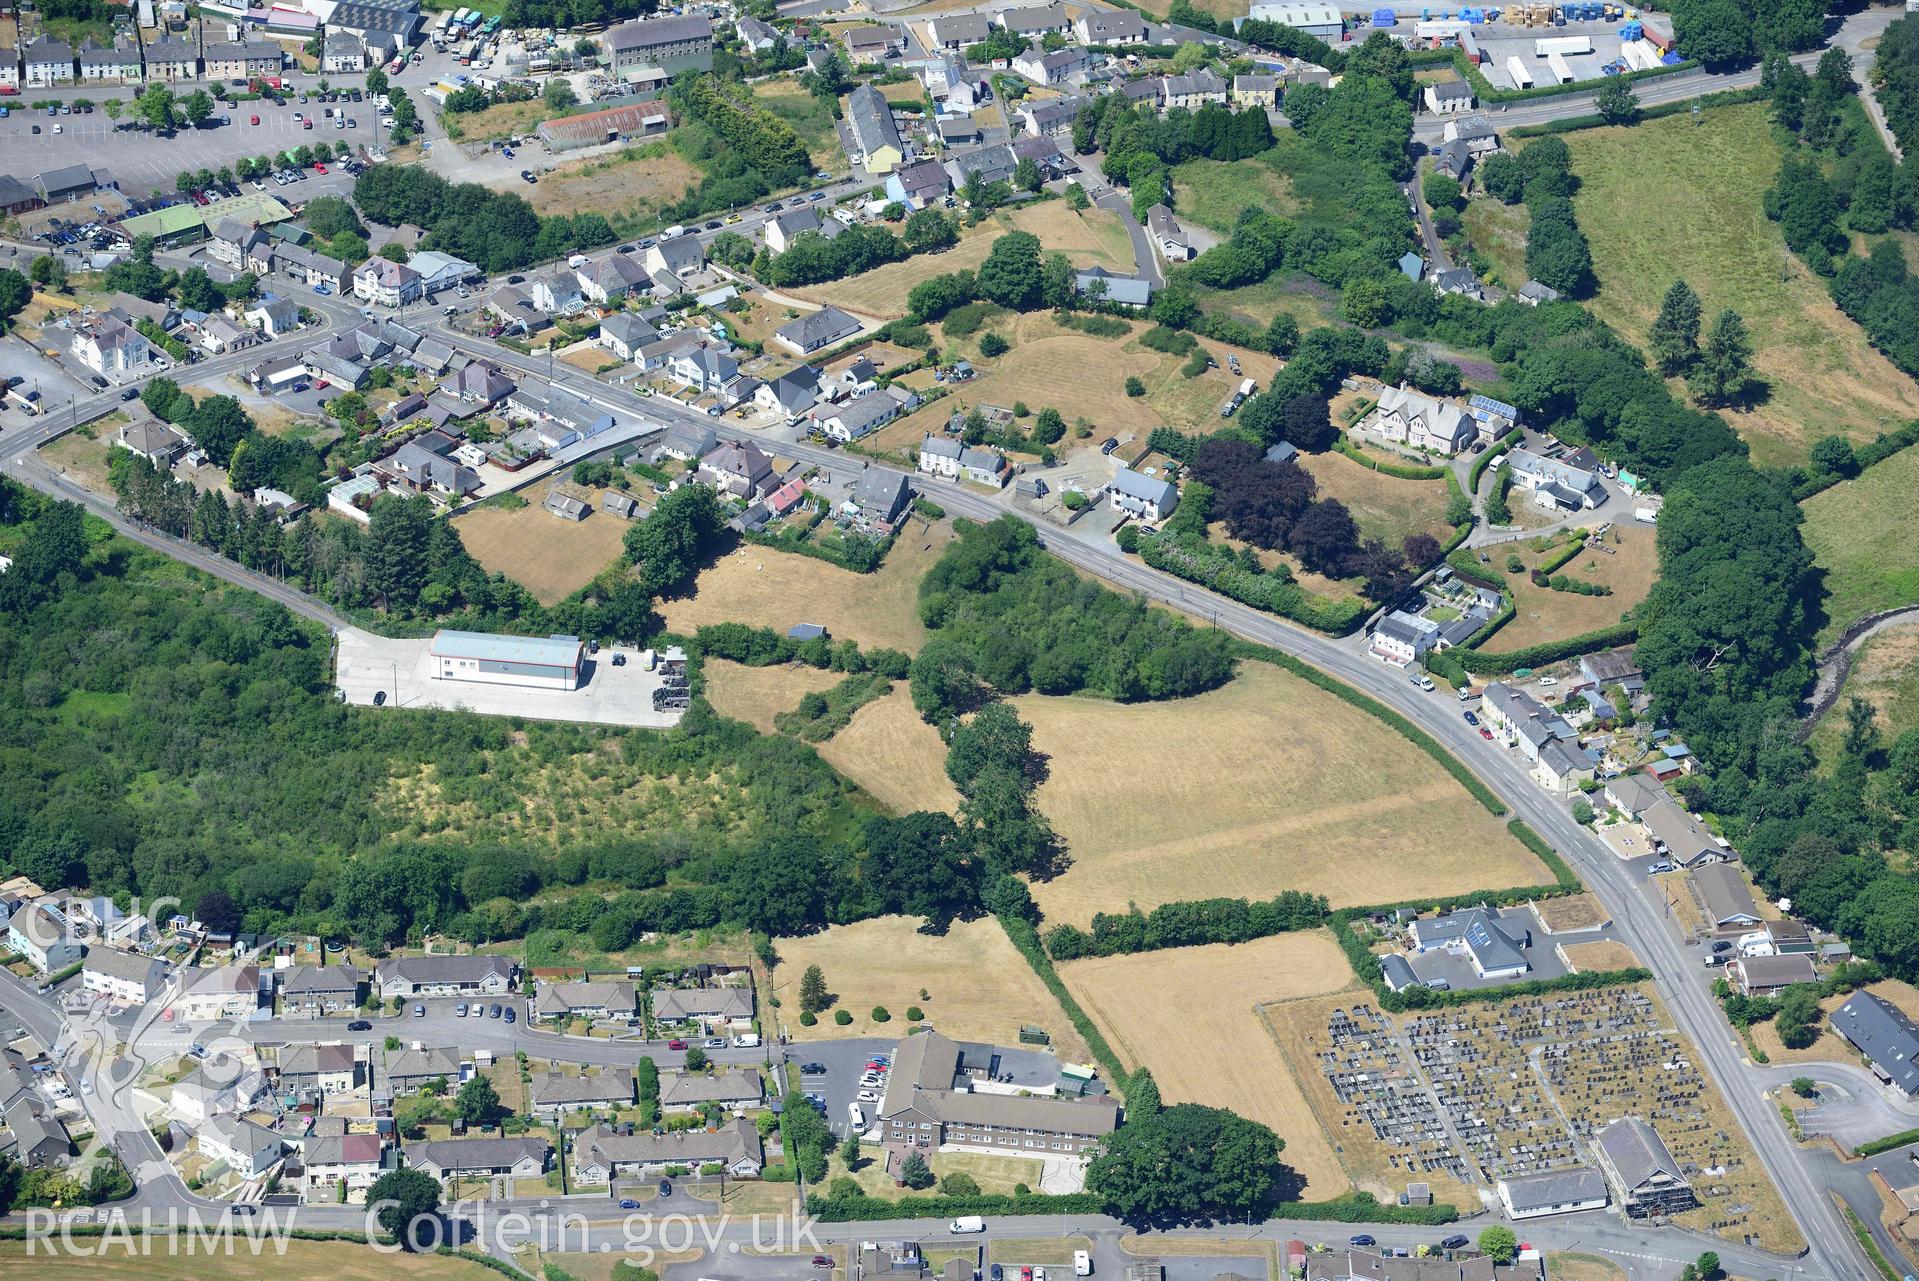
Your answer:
[0,97,372,198]
[334,626,684,727]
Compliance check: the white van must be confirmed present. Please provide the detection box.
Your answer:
[847,1102,865,1128]
[948,1217,985,1235]
[567,253,588,267]
[1073,1253,1092,1277]
[661,224,687,241]
[732,1033,761,1048]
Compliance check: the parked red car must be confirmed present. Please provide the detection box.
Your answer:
[313,163,328,174]
[667,1038,687,1050]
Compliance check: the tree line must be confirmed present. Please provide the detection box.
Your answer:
[353,164,615,273]
[910,516,1237,716]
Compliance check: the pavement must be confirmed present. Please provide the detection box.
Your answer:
[2,84,385,197]
[335,628,687,726]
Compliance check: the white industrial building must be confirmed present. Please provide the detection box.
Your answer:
[428,630,586,691]
[1239,2,1342,39]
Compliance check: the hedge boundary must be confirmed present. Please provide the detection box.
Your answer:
[1467,429,1524,495]
[1856,1128,1919,1159]
[1456,620,1639,675]
[1239,645,1507,816]
[1510,82,1770,137]
[1534,533,1587,577]
[1792,420,1919,502]
[1135,531,1371,635]
[805,1189,1458,1226]
[1335,435,1447,480]
[808,1192,1103,1221]
[999,912,1131,1088]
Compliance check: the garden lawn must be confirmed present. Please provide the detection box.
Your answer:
[772,915,1091,1059]
[1298,449,1455,551]
[1566,102,1919,466]
[1803,445,1919,646]
[1059,931,1360,1200]
[1477,524,1657,654]
[1016,662,1549,926]
[1810,623,1919,768]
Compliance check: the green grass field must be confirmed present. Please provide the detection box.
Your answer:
[1171,153,1296,235]
[1459,190,1529,291]
[1809,622,1919,767]
[1803,445,1919,646]
[1566,102,1919,466]
[1190,273,1341,332]
[1172,127,1376,238]
[752,77,847,175]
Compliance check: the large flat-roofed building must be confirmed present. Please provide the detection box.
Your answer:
[428,630,585,691]
[877,1029,1118,1156]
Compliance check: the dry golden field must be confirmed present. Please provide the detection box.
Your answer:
[1481,526,1658,655]
[1060,932,1360,1199]
[1017,663,1547,925]
[0,1242,503,1281]
[658,518,951,653]
[702,658,844,733]
[815,687,960,814]
[454,484,631,604]
[772,915,1090,1060]
[1559,940,1640,973]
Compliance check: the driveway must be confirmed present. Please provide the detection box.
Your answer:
[334,627,686,727]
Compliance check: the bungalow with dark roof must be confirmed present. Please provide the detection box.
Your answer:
[773,306,863,356]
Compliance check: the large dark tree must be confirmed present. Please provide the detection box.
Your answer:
[1087,1103,1283,1225]
[195,890,240,935]
[367,1168,442,1249]
[1288,500,1361,577]
[1190,439,1317,550]
[623,483,723,597]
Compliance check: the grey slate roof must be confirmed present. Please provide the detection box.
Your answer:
[599,312,657,350]
[1109,465,1176,509]
[846,82,903,158]
[404,1136,549,1173]
[775,305,862,352]
[851,467,912,519]
[1834,992,1919,1095]
[1691,863,1760,926]
[1501,1166,1608,1213]
[1594,1117,1682,1191]
[574,1117,761,1172]
[530,1068,635,1108]
[660,1067,763,1107]
[610,12,713,51]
